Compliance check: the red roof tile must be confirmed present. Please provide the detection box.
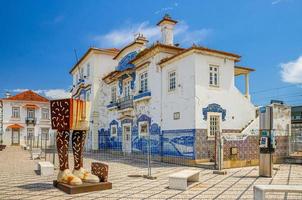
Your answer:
[4,90,49,102]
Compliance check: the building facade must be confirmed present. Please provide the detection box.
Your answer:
[291,105,302,153]
[1,90,52,147]
[66,15,294,167]
[292,106,302,130]
[94,15,259,164]
[70,48,119,150]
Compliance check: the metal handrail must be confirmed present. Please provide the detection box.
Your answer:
[25,117,36,125]
[117,95,133,110]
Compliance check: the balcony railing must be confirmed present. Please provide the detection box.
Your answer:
[117,95,133,110]
[25,117,36,125]
[107,101,118,109]
[134,91,151,101]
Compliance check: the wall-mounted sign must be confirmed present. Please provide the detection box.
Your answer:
[173,112,180,120]
[230,147,238,155]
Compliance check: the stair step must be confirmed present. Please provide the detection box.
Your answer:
[285,157,302,164]
[195,162,215,169]
[240,119,255,133]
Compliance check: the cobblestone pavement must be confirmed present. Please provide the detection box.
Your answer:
[0,146,302,200]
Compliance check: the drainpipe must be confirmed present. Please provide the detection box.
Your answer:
[160,58,163,161]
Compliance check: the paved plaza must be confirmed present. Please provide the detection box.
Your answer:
[0,147,302,200]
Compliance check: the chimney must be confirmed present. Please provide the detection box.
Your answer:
[5,92,11,98]
[135,34,148,50]
[157,14,178,46]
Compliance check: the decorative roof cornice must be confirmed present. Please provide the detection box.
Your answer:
[69,47,119,74]
[158,46,241,66]
[157,14,178,26]
[130,43,184,64]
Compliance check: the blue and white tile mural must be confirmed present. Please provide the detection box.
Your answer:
[162,129,195,159]
[131,122,161,154]
[98,126,122,150]
[98,115,196,159]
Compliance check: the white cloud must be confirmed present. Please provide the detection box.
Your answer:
[174,22,212,46]
[154,2,179,14]
[272,0,293,5]
[272,0,283,5]
[280,56,302,84]
[43,89,71,99]
[10,88,71,99]
[93,21,160,47]
[92,20,211,48]
[11,88,29,93]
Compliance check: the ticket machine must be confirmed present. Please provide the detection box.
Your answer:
[259,106,276,177]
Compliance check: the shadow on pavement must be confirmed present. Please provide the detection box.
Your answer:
[17,183,53,191]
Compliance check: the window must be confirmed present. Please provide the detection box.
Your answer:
[86,63,90,78]
[111,125,117,137]
[124,80,131,97]
[41,108,49,120]
[12,107,20,118]
[209,65,219,87]
[111,86,117,103]
[80,68,84,79]
[73,74,77,85]
[139,72,148,93]
[76,74,79,84]
[209,115,220,137]
[86,90,91,102]
[173,112,180,120]
[139,122,148,138]
[27,128,34,139]
[168,71,176,91]
[27,109,35,119]
[41,128,49,140]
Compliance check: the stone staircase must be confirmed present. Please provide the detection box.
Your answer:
[285,153,302,164]
[240,119,254,132]
[195,160,216,169]
[224,116,259,141]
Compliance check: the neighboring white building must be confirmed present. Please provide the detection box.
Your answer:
[1,90,52,147]
[70,48,119,150]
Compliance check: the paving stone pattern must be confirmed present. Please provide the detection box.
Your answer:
[0,147,302,199]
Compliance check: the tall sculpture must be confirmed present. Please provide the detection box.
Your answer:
[51,99,99,185]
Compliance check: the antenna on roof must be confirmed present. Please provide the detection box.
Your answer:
[74,48,79,62]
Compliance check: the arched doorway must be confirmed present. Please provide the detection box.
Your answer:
[11,128,20,145]
[7,124,24,146]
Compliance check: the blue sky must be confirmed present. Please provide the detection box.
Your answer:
[0,0,301,105]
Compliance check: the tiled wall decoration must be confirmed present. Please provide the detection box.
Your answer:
[195,129,215,160]
[162,129,195,159]
[132,122,161,154]
[202,103,226,121]
[99,123,289,162]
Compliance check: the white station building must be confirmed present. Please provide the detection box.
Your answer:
[71,15,260,164]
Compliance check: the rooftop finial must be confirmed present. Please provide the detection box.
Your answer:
[164,13,171,19]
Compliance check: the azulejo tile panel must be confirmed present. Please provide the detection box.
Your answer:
[98,115,196,159]
[162,129,195,159]
[202,103,226,121]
